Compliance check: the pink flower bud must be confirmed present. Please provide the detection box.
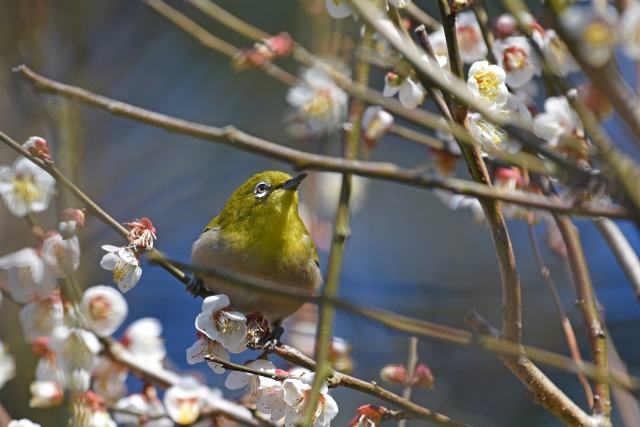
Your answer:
[493,14,518,40]
[263,32,294,57]
[380,364,408,385]
[23,136,52,163]
[411,363,435,389]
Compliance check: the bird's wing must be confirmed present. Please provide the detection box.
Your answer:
[203,215,221,232]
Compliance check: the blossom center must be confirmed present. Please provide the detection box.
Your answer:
[176,397,199,424]
[503,46,527,71]
[473,69,501,101]
[584,22,611,47]
[476,119,507,145]
[113,259,135,283]
[18,266,34,287]
[89,295,113,320]
[214,311,240,336]
[301,89,333,119]
[11,175,42,204]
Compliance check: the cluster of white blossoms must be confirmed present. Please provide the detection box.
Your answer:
[183,294,340,426]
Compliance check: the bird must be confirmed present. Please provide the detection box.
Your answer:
[187,171,322,342]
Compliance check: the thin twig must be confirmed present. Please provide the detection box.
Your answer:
[593,217,640,302]
[527,220,594,407]
[403,4,441,33]
[398,337,419,427]
[265,346,472,427]
[12,66,626,218]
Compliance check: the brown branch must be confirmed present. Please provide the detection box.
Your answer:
[435,0,522,344]
[465,311,598,427]
[12,65,626,219]
[398,337,419,427]
[527,220,594,407]
[266,346,472,427]
[553,213,611,418]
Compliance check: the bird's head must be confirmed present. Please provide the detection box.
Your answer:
[214,171,308,236]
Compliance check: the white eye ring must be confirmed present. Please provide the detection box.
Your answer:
[254,181,269,198]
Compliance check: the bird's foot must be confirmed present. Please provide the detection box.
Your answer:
[186,276,204,298]
[258,326,284,350]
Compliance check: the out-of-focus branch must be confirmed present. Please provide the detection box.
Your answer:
[593,218,640,302]
[301,23,374,427]
[465,311,598,427]
[434,0,522,344]
[471,0,498,65]
[606,328,640,427]
[527,221,594,407]
[166,258,639,390]
[13,66,626,218]
[403,3,441,33]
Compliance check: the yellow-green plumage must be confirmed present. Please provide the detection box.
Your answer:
[191,171,322,325]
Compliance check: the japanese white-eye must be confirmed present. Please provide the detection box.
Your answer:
[189,171,322,328]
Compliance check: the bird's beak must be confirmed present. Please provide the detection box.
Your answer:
[280,173,308,191]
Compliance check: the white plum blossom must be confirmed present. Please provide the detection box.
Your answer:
[286,66,348,136]
[0,156,55,217]
[80,285,128,337]
[0,248,57,303]
[282,373,339,427]
[186,331,230,374]
[114,391,173,427]
[49,326,100,376]
[0,342,16,389]
[196,294,247,350]
[19,294,64,341]
[66,368,92,392]
[225,359,277,396]
[492,36,541,88]
[361,106,394,148]
[121,318,166,367]
[383,72,426,109]
[92,357,128,404]
[256,378,289,422]
[619,2,640,59]
[467,61,508,109]
[433,190,485,223]
[35,355,66,386]
[541,30,580,77]
[8,420,41,427]
[163,376,206,425]
[325,0,353,19]
[29,380,64,408]
[559,5,618,68]
[85,411,117,427]
[456,12,488,64]
[469,113,508,154]
[533,96,581,147]
[504,92,533,128]
[101,245,142,293]
[40,233,80,278]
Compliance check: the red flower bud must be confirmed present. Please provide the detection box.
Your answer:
[411,363,435,389]
[23,136,53,163]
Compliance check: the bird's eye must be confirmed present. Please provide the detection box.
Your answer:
[253,181,269,198]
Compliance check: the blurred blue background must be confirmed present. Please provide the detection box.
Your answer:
[0,0,639,426]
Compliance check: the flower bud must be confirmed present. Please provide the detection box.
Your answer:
[411,363,435,389]
[263,32,294,58]
[493,14,518,40]
[232,48,270,70]
[380,364,407,385]
[362,106,394,152]
[59,208,86,240]
[23,137,52,163]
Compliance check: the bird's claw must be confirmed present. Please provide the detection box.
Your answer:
[259,326,284,350]
[186,276,204,298]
